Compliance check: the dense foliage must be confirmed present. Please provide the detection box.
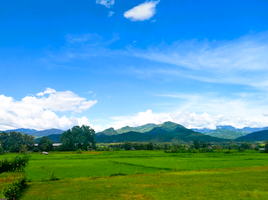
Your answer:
[0,131,34,152]
[38,136,53,152]
[60,125,96,151]
[98,140,264,153]
[0,155,29,173]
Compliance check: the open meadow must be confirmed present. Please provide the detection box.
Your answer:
[1,150,268,199]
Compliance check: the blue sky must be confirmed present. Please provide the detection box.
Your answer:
[1,0,268,131]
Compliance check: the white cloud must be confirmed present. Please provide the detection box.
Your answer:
[96,0,114,8]
[130,32,268,90]
[29,88,97,113]
[0,88,99,131]
[124,0,160,21]
[107,92,268,130]
[109,109,268,130]
[108,11,115,17]
[36,88,56,96]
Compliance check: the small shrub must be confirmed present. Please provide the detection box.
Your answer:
[76,149,82,154]
[49,171,60,181]
[32,147,39,152]
[2,175,27,200]
[173,167,180,171]
[135,170,144,174]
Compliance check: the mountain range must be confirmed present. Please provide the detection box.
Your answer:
[236,130,268,141]
[96,122,227,143]
[192,125,268,134]
[0,128,64,137]
[2,122,268,143]
[192,125,268,139]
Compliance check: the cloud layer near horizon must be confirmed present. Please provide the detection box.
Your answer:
[0,88,97,131]
[109,109,268,130]
[1,88,268,132]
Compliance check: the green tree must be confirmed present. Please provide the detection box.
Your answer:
[193,139,200,149]
[146,142,154,150]
[0,146,4,155]
[22,134,35,151]
[264,141,268,153]
[0,132,9,151]
[239,142,251,150]
[8,131,24,152]
[123,142,132,150]
[60,125,96,151]
[38,137,53,151]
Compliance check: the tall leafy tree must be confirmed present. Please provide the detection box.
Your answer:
[60,125,96,151]
[22,134,35,151]
[8,131,24,152]
[0,132,9,151]
[38,136,53,151]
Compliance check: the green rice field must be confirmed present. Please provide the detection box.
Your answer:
[1,151,268,199]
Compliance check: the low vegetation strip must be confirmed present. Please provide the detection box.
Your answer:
[109,161,171,171]
[20,165,268,200]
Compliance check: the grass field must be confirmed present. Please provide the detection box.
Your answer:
[1,150,268,199]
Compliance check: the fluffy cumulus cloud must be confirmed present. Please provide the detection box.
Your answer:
[124,0,160,21]
[96,0,114,8]
[109,110,268,130]
[29,88,97,113]
[0,88,98,131]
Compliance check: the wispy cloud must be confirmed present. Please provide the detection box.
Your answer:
[124,0,160,21]
[157,92,268,117]
[130,32,268,90]
[66,33,103,44]
[108,11,115,17]
[96,0,114,8]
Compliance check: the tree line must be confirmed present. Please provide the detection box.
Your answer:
[0,131,34,153]
[0,125,96,153]
[0,126,268,153]
[99,140,268,153]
